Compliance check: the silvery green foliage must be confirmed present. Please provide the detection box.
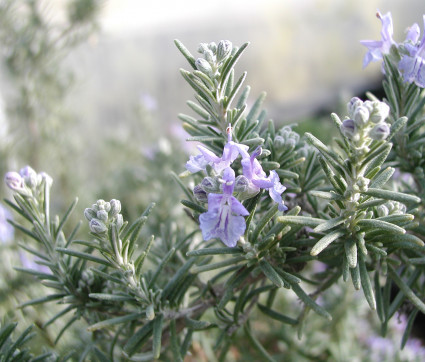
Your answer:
[2,34,425,360]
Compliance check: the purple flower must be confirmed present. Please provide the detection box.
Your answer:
[398,15,425,88]
[199,168,249,247]
[361,11,395,68]
[241,147,287,211]
[0,203,14,243]
[185,126,249,174]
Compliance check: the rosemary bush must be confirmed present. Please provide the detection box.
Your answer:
[2,9,425,361]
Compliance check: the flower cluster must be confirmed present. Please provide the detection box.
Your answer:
[341,97,391,148]
[4,166,52,197]
[84,199,123,235]
[361,11,425,88]
[195,40,233,78]
[186,126,287,247]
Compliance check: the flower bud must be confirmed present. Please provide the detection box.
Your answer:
[195,58,213,76]
[370,102,390,123]
[96,199,106,210]
[347,97,363,117]
[274,135,285,150]
[217,40,232,61]
[356,176,370,192]
[109,199,121,217]
[377,204,389,217]
[340,119,358,140]
[115,214,124,230]
[193,185,208,202]
[5,172,24,191]
[146,304,155,320]
[197,43,209,54]
[19,166,37,188]
[89,218,107,234]
[208,42,217,53]
[369,123,390,140]
[84,208,97,221]
[97,210,108,222]
[39,172,53,187]
[200,177,219,192]
[234,175,249,193]
[353,106,370,127]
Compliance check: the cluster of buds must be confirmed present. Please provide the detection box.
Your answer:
[84,199,123,235]
[377,201,407,217]
[195,40,233,78]
[274,126,300,152]
[77,269,95,292]
[4,166,52,197]
[341,97,391,148]
[193,174,251,202]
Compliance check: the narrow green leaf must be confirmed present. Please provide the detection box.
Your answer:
[180,200,207,213]
[187,100,210,119]
[344,239,357,268]
[246,91,266,123]
[162,258,197,301]
[291,283,332,320]
[88,293,134,302]
[363,187,421,204]
[186,247,243,257]
[388,116,408,141]
[310,230,345,256]
[191,255,246,274]
[56,248,111,266]
[388,265,425,315]
[220,42,250,91]
[359,254,376,310]
[148,247,176,288]
[152,314,164,359]
[401,309,419,349]
[244,324,276,362]
[258,304,298,325]
[124,320,154,356]
[170,320,183,362]
[350,263,361,290]
[43,305,75,328]
[0,323,17,350]
[358,219,406,234]
[236,85,250,109]
[259,259,284,288]
[55,198,78,242]
[313,216,345,232]
[277,215,324,228]
[87,313,143,332]
[54,316,78,344]
[252,204,278,243]
[185,317,212,330]
[174,39,196,69]
[19,293,66,308]
[225,71,247,108]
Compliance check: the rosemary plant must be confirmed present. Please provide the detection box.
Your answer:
[2,10,425,361]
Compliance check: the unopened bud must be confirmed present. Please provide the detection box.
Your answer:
[234,175,249,193]
[195,58,213,75]
[200,177,219,192]
[193,185,208,202]
[39,172,53,187]
[97,210,108,222]
[217,40,232,61]
[84,208,97,221]
[369,123,390,140]
[353,106,370,127]
[110,199,121,217]
[340,119,358,140]
[377,205,389,217]
[370,102,390,123]
[347,97,363,117]
[5,172,24,191]
[146,304,155,320]
[19,166,37,188]
[89,218,107,234]
[115,214,124,230]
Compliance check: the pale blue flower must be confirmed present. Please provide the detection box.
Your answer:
[399,15,425,88]
[241,147,287,211]
[361,11,395,68]
[199,168,249,247]
[185,126,249,174]
[0,203,13,243]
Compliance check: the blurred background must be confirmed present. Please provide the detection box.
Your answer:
[1,0,425,357]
